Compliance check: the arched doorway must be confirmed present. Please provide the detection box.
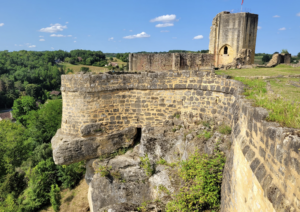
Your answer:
[218,45,234,66]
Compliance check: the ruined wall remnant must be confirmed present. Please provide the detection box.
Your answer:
[53,70,239,165]
[209,11,258,67]
[51,70,300,212]
[267,53,292,67]
[128,53,214,71]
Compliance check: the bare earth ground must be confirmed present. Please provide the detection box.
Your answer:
[39,179,89,212]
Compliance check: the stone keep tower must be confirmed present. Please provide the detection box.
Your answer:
[209,11,258,67]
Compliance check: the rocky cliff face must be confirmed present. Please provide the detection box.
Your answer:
[84,116,231,212]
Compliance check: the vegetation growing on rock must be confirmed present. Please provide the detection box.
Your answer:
[166,150,226,212]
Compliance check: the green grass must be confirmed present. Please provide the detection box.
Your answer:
[235,77,300,128]
[269,78,300,102]
[216,66,300,77]
[58,63,108,74]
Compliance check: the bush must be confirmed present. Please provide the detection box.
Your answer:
[50,184,61,212]
[80,67,90,73]
[166,151,226,211]
[96,165,112,177]
[140,154,154,177]
[57,161,85,189]
[218,125,232,135]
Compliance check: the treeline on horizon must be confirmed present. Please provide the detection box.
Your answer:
[0,50,110,109]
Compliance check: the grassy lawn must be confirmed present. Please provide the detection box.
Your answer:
[107,57,128,66]
[217,64,300,128]
[58,63,108,74]
[234,76,300,129]
[269,78,300,102]
[216,65,300,77]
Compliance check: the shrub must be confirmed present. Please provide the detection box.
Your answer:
[96,165,112,177]
[156,158,167,165]
[218,125,232,135]
[166,151,226,211]
[197,130,212,140]
[80,67,90,73]
[50,184,61,212]
[140,154,154,177]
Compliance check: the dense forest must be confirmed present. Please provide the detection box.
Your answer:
[0,49,107,212]
[0,50,107,108]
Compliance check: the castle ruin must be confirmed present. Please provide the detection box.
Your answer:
[51,11,300,212]
[128,11,259,71]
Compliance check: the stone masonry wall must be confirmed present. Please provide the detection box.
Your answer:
[221,97,300,211]
[128,53,214,71]
[60,70,239,136]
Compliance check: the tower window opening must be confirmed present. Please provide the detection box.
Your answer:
[224,46,228,55]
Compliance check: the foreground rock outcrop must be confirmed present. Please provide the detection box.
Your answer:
[85,119,231,212]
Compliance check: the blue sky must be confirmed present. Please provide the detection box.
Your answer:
[0,0,299,55]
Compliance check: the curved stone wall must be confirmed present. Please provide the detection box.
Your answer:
[60,70,240,136]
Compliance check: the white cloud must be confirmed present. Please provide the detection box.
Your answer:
[74,37,77,39]
[129,30,133,32]
[273,15,280,18]
[297,13,300,17]
[193,35,203,40]
[257,26,262,30]
[161,30,169,33]
[50,34,72,37]
[156,23,174,28]
[0,23,4,27]
[123,32,150,39]
[108,37,114,41]
[66,21,69,24]
[279,27,286,30]
[74,41,77,43]
[50,34,64,37]
[51,47,54,49]
[14,44,17,46]
[39,35,44,37]
[150,14,176,22]
[19,45,23,46]
[39,39,45,41]
[29,45,36,48]
[39,23,67,33]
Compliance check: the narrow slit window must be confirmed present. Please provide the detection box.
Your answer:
[224,46,228,54]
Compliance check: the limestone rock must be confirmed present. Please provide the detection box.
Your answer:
[51,127,137,165]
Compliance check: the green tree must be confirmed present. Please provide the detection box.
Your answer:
[25,99,62,143]
[25,84,42,99]
[69,57,76,64]
[20,158,57,211]
[50,184,61,212]
[12,96,37,124]
[281,49,289,54]
[0,120,31,173]
[262,55,271,63]
[14,81,24,91]
[297,52,300,59]
[80,67,90,73]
